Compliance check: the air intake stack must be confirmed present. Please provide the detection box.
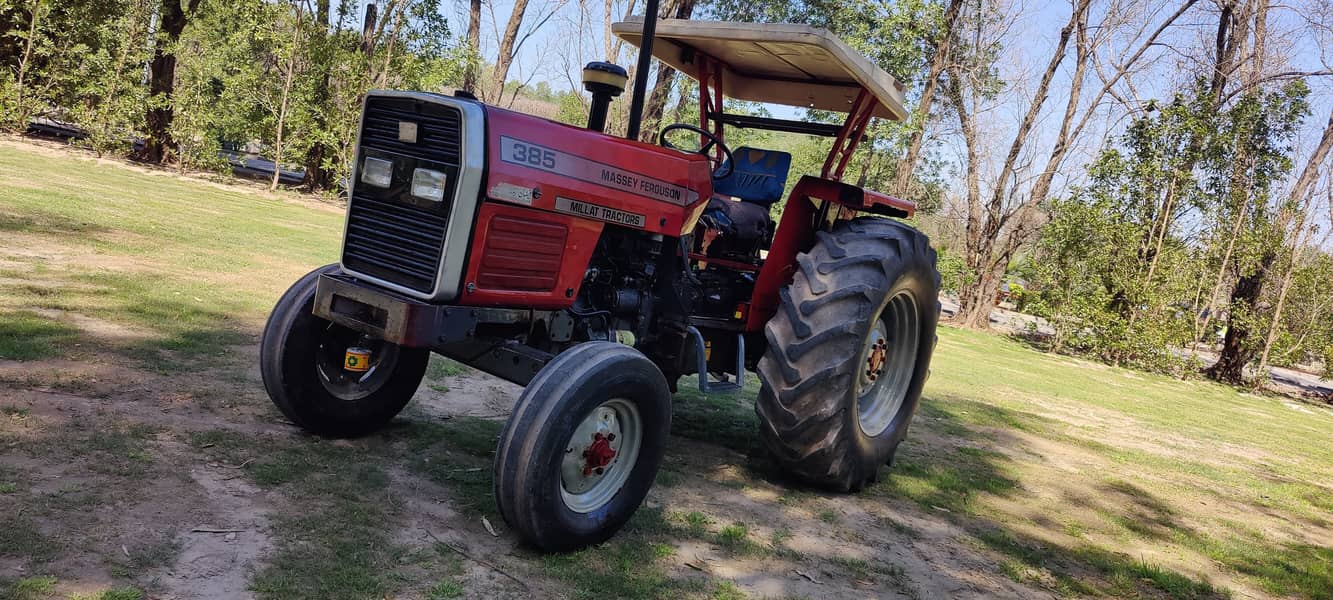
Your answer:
[582,61,628,133]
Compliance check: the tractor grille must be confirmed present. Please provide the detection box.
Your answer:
[359,99,462,163]
[344,196,449,292]
[343,95,464,294]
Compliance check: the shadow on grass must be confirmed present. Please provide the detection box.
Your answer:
[0,211,112,236]
[0,271,251,372]
[899,397,1233,598]
[667,380,1242,598]
[0,310,82,360]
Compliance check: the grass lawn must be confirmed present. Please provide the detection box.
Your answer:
[1,138,1330,600]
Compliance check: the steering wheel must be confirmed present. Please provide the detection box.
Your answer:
[658,124,735,180]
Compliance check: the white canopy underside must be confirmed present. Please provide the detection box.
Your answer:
[612,18,909,121]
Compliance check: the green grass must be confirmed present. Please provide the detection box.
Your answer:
[426,356,470,380]
[0,143,344,373]
[670,376,762,453]
[669,326,1332,598]
[0,311,81,360]
[67,589,143,600]
[0,514,59,563]
[1,576,57,600]
[896,327,1333,598]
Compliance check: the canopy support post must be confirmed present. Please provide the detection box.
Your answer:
[697,53,725,160]
[821,88,875,182]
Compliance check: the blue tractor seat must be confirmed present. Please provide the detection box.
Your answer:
[712,146,792,207]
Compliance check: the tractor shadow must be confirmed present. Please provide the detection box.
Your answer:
[666,380,1242,599]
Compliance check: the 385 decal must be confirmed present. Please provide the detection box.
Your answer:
[497,135,700,206]
[509,141,556,169]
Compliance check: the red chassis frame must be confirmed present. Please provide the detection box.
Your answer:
[459,57,915,331]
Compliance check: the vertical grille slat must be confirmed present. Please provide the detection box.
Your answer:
[342,95,464,294]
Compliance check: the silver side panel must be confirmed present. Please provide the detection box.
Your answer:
[339,91,486,302]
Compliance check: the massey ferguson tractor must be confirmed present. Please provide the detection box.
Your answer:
[260,11,940,551]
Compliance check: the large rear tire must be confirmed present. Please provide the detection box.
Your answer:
[756,217,940,491]
[494,342,671,551]
[260,264,430,438]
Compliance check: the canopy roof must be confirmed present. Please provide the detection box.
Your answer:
[612,18,909,120]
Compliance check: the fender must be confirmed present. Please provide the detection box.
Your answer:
[746,176,916,331]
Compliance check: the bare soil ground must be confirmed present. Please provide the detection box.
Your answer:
[1,345,1050,599]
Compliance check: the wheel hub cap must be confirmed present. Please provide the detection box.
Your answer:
[856,292,921,438]
[315,325,398,401]
[560,399,642,513]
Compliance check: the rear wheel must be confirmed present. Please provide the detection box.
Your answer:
[494,342,671,551]
[260,264,430,437]
[756,217,939,491]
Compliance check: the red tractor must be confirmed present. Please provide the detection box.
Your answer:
[261,13,940,551]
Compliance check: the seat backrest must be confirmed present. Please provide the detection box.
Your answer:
[712,146,792,207]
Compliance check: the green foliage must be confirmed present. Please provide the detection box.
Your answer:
[1,0,466,186]
[1023,79,1313,376]
[704,0,950,206]
[935,246,969,295]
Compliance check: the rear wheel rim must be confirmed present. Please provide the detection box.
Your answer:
[856,291,920,438]
[559,398,643,514]
[314,322,399,401]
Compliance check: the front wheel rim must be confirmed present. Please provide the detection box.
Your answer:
[856,291,921,437]
[559,398,643,514]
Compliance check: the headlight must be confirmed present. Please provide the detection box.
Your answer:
[360,156,393,188]
[411,168,448,203]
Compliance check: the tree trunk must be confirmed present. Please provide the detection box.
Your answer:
[1256,108,1333,372]
[137,0,198,164]
[891,0,961,200]
[1207,251,1273,384]
[361,3,378,55]
[1202,0,1267,379]
[301,0,334,191]
[490,0,531,101]
[271,6,303,192]
[10,0,47,131]
[462,0,482,93]
[604,0,613,60]
[951,0,1090,328]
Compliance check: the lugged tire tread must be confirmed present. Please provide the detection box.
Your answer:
[755,217,940,491]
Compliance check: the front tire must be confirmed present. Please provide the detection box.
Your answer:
[260,264,430,438]
[494,342,671,551]
[756,218,940,491]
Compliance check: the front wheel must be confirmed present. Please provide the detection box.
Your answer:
[756,217,940,491]
[494,342,671,551]
[259,264,430,437]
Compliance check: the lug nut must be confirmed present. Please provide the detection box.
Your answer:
[594,467,604,475]
[607,433,616,441]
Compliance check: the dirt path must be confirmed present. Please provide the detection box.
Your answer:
[2,346,1052,599]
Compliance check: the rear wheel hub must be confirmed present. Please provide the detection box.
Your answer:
[856,291,921,438]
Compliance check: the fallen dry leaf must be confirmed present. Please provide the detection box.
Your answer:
[482,516,498,537]
[794,569,822,584]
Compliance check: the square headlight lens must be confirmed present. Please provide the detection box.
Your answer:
[411,168,448,203]
[360,156,393,188]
